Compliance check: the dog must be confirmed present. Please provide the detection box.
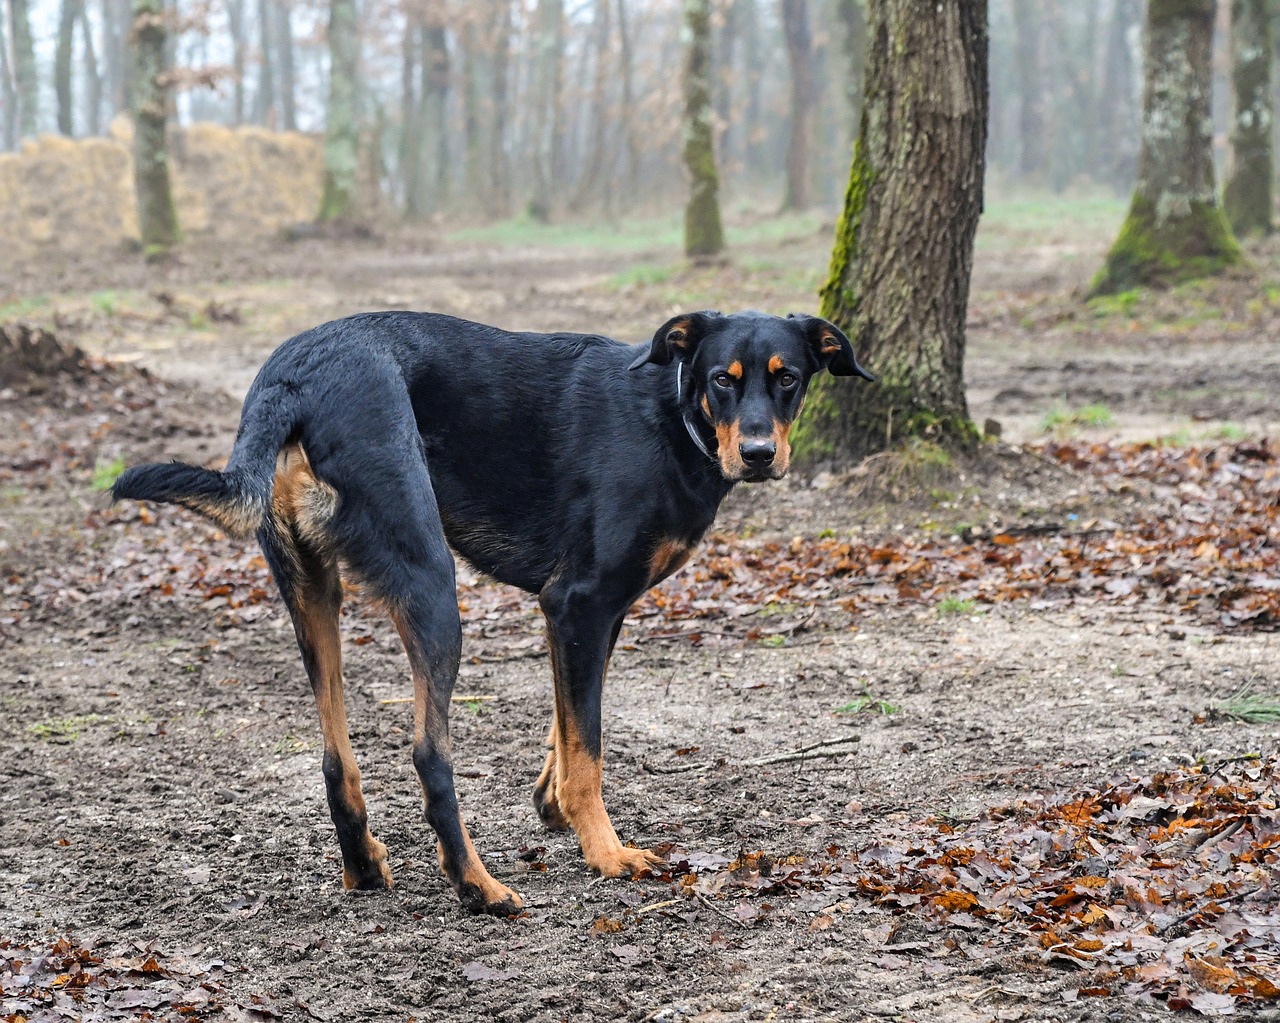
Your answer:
[113,309,873,915]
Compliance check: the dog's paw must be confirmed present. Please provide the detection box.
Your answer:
[586,845,664,879]
[458,879,525,917]
[533,786,571,831]
[341,837,394,891]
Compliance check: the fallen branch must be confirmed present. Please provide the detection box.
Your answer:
[1156,883,1262,935]
[642,735,860,775]
[379,694,496,705]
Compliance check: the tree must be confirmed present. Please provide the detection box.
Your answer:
[797,0,987,461]
[130,0,181,255]
[1223,0,1273,237]
[1012,2,1043,179]
[528,0,564,221]
[835,0,866,143]
[1099,0,1141,193]
[780,0,815,211]
[56,0,78,135]
[682,0,724,258]
[1091,0,1241,295]
[317,0,360,222]
[10,0,36,138]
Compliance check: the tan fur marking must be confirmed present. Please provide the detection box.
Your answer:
[666,318,691,350]
[715,419,746,478]
[768,354,785,375]
[819,332,841,355]
[700,394,712,421]
[770,419,793,477]
[726,360,743,380]
[648,538,692,586]
[181,494,265,537]
[555,715,661,878]
[272,444,339,550]
[534,709,569,829]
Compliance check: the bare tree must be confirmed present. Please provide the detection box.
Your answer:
[1012,2,1043,179]
[780,0,815,210]
[10,0,37,137]
[683,0,724,257]
[253,0,275,124]
[799,0,987,460]
[1224,0,1273,236]
[56,0,78,135]
[276,0,297,130]
[130,0,181,255]
[528,0,564,220]
[317,0,360,221]
[0,4,15,148]
[228,0,247,124]
[1092,0,1240,294]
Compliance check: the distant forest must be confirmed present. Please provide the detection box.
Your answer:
[0,1,1272,217]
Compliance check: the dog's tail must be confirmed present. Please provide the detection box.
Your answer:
[111,383,301,538]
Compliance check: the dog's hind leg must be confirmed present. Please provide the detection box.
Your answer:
[532,708,569,831]
[261,448,391,891]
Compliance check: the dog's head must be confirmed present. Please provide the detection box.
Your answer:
[629,310,874,482]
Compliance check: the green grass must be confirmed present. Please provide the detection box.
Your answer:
[1087,288,1144,317]
[936,596,979,616]
[607,262,681,289]
[91,456,126,492]
[835,689,900,716]
[1040,402,1115,435]
[976,193,1127,252]
[27,714,106,742]
[0,294,50,320]
[1216,686,1280,724]
[90,290,122,316]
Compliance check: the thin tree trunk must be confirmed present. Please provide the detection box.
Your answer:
[835,0,866,150]
[799,0,988,461]
[528,0,563,220]
[276,0,297,130]
[780,0,814,210]
[1012,1,1043,179]
[570,0,612,211]
[1223,0,1273,236]
[0,5,15,149]
[715,0,739,171]
[462,11,486,209]
[317,0,359,221]
[399,14,418,212]
[1092,0,1241,294]
[10,0,37,137]
[1100,0,1141,193]
[228,0,247,125]
[488,0,512,214]
[105,0,132,119]
[82,0,101,135]
[253,0,276,125]
[616,0,639,197]
[130,0,181,254]
[741,0,763,174]
[407,8,449,218]
[682,0,724,258]
[56,0,77,135]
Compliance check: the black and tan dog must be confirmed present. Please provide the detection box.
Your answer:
[113,309,873,915]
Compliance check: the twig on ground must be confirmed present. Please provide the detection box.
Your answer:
[642,736,860,775]
[1156,884,1262,935]
[379,694,496,705]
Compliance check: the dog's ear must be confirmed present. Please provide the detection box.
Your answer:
[788,313,875,380]
[628,311,720,370]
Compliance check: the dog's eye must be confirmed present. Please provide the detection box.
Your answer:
[713,372,732,389]
[779,372,798,389]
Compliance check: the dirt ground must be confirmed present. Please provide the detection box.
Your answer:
[3,205,1280,1022]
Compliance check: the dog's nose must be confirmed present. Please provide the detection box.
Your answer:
[739,439,776,468]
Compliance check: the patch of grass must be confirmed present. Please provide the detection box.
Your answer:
[901,438,953,470]
[1040,402,1115,436]
[937,596,979,616]
[27,714,106,742]
[835,688,900,716]
[1216,686,1280,724]
[1211,422,1247,442]
[759,634,787,648]
[607,262,680,289]
[90,456,126,492]
[274,734,316,754]
[0,294,50,319]
[461,699,486,714]
[90,290,121,316]
[1087,288,1143,318]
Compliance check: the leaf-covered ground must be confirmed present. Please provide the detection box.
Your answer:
[4,218,1280,1022]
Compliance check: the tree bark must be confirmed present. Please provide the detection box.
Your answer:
[1223,0,1273,237]
[780,0,815,210]
[228,0,247,125]
[130,0,181,254]
[56,0,77,135]
[570,0,612,211]
[0,4,15,148]
[798,0,987,461]
[317,0,360,222]
[1092,0,1241,294]
[616,0,639,196]
[488,1,512,214]
[835,0,866,148]
[82,0,101,135]
[1100,0,1141,193]
[682,0,725,258]
[528,0,563,221]
[1012,1,1043,179]
[10,0,37,138]
[253,0,276,125]
[276,0,297,130]
[407,7,449,218]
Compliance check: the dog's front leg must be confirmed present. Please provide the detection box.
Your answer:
[538,587,663,878]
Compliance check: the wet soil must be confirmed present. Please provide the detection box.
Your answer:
[3,213,1280,1023]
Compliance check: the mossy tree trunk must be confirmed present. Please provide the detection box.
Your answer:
[780,0,814,211]
[1091,0,1241,295]
[682,0,724,258]
[317,0,359,222]
[795,0,987,463]
[1224,0,1273,237]
[130,0,181,256]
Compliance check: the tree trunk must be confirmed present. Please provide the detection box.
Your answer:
[82,0,101,135]
[488,0,512,214]
[1223,0,1273,237]
[228,0,247,125]
[835,0,866,149]
[1100,0,1141,193]
[780,0,815,210]
[105,0,132,121]
[0,4,16,149]
[10,0,37,138]
[56,0,77,135]
[682,0,725,258]
[317,0,360,222]
[463,14,484,207]
[276,0,297,130]
[1012,1,1043,179]
[253,0,276,125]
[407,8,449,218]
[798,0,987,462]
[616,0,639,197]
[714,0,739,171]
[570,0,612,211]
[130,0,181,255]
[1091,0,1241,295]
[399,14,418,211]
[528,0,563,221]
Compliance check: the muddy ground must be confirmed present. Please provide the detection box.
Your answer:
[3,203,1280,1022]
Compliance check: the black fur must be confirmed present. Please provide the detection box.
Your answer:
[113,308,873,911]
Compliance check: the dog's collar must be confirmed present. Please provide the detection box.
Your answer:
[676,364,715,461]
